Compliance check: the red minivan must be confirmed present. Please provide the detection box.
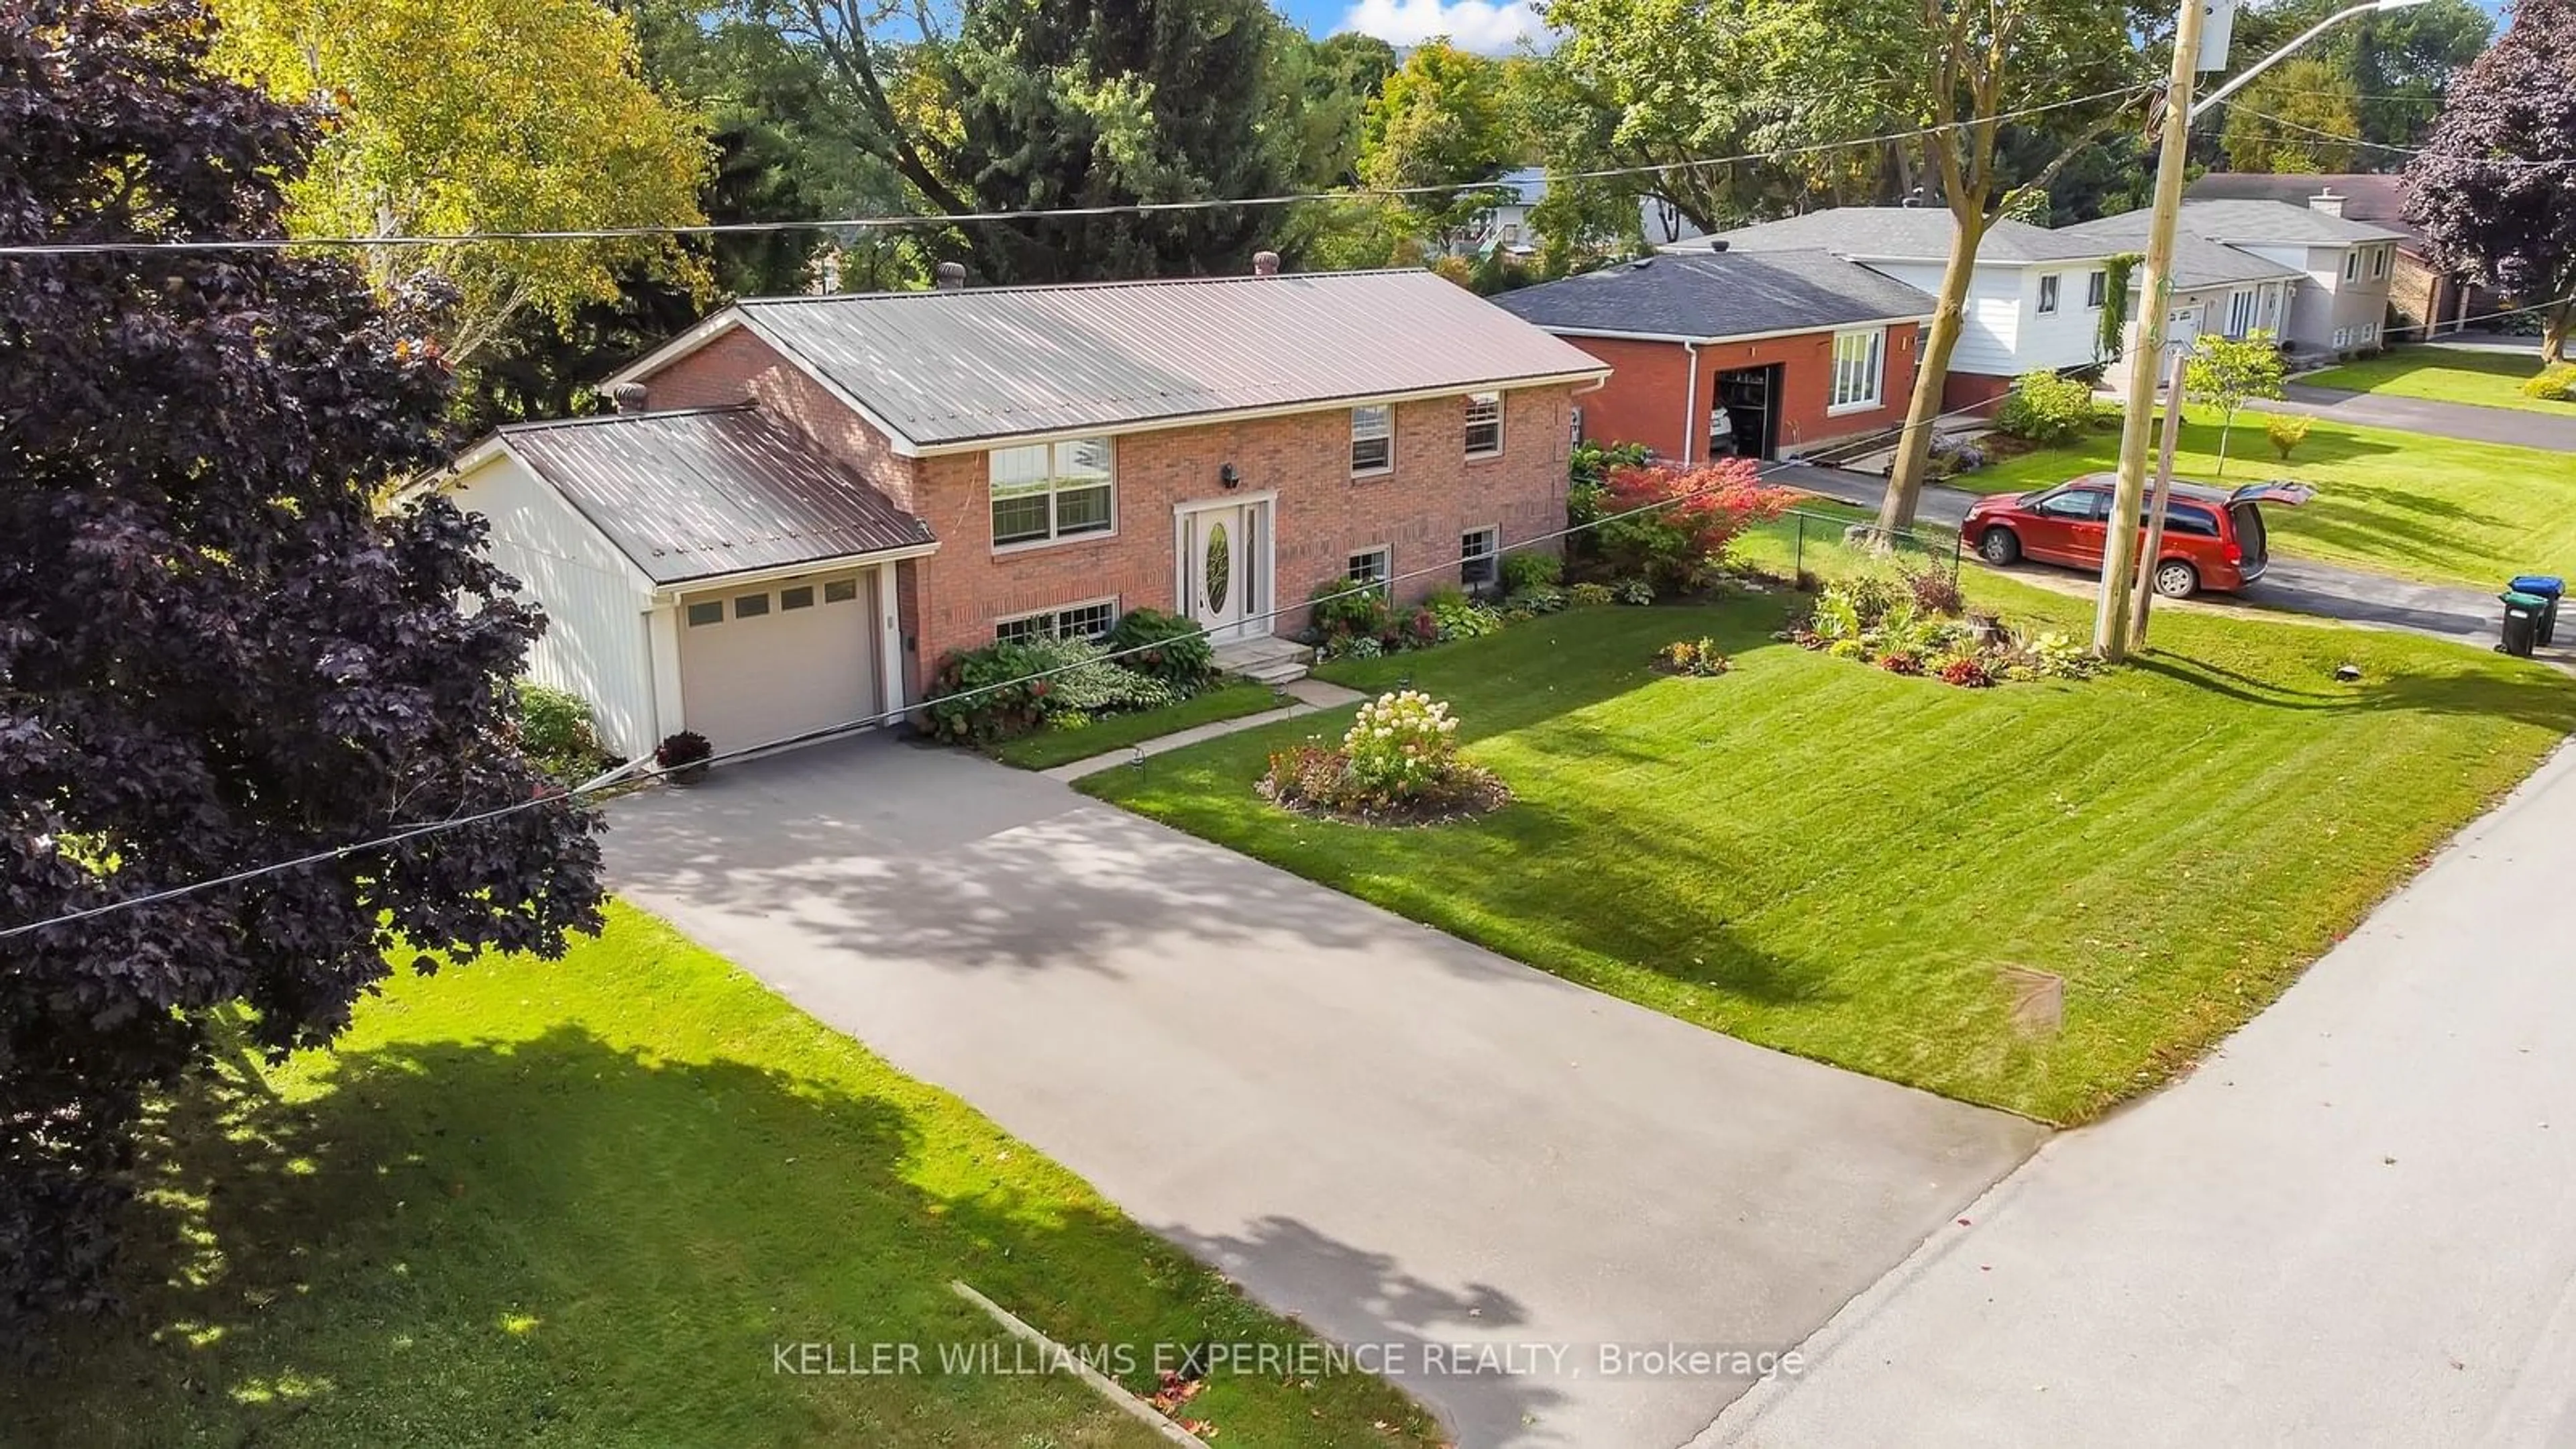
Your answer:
[1961,472,2314,598]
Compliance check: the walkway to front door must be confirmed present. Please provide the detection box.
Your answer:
[1177,495,1272,643]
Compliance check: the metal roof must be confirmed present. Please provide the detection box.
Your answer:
[728,270,1610,448]
[2050,214,2308,289]
[1668,207,2115,264]
[1489,248,1933,340]
[499,407,934,586]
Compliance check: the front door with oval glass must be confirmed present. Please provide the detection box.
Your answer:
[1181,500,1268,643]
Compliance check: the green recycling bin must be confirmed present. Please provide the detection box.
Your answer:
[2500,590,2546,658]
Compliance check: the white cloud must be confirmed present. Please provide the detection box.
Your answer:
[1338,0,1547,54]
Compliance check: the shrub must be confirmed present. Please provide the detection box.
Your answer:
[921,636,1173,743]
[2522,363,2576,402]
[1994,628,2098,681]
[1937,654,1996,688]
[1821,573,1902,630]
[1567,439,1652,534]
[1104,607,1216,690]
[1308,577,1393,644]
[1655,637,1730,676]
[1809,590,1862,641]
[2263,413,2313,460]
[1568,582,1615,607]
[1613,578,1656,606]
[1876,651,1925,675]
[1993,370,2104,445]
[1592,459,1796,598]
[1340,690,1463,799]
[1902,559,1965,616]
[1426,586,1503,641]
[1504,585,1568,614]
[653,729,712,775]
[1923,433,1990,480]
[516,680,608,782]
[1404,606,1442,648]
[1500,551,1562,592]
[1336,635,1385,660]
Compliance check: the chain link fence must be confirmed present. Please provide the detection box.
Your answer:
[1731,506,1963,587]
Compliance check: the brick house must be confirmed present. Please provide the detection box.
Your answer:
[1491,248,1933,463]
[440,262,1608,759]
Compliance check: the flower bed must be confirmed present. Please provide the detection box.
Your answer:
[1780,567,2098,686]
[1258,690,1507,826]
[1653,637,1731,677]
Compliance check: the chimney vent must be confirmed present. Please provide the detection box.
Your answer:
[1252,250,1282,276]
[2309,189,2347,217]
[934,262,968,290]
[607,382,648,415]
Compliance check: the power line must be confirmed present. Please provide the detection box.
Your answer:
[2214,101,2576,171]
[0,388,2004,943]
[0,87,2150,258]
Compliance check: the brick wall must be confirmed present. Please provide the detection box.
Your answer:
[635,322,1573,694]
[1561,326,1921,464]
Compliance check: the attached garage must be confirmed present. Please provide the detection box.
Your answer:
[676,570,883,751]
[444,405,935,761]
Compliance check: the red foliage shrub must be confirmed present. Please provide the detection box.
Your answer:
[1593,460,1797,598]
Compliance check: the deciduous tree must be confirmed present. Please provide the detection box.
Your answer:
[1,0,604,1346]
[2218,57,2363,172]
[1358,41,1523,253]
[2403,0,2576,361]
[2182,331,2288,476]
[211,0,714,363]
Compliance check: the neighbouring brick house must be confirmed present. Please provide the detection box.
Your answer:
[440,261,1608,759]
[1491,248,1933,464]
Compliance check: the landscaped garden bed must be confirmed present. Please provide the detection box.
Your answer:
[1082,572,2576,1125]
[1260,689,1509,826]
[1,904,1441,1448]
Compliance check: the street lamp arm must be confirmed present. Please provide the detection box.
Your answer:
[2189,0,2432,121]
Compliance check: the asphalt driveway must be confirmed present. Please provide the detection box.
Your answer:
[606,739,2042,1448]
[2255,382,2576,453]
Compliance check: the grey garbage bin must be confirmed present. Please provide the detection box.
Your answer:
[2510,574,2563,645]
[2500,590,2546,658]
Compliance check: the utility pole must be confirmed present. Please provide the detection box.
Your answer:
[2090,0,2210,662]
[2128,343,2192,644]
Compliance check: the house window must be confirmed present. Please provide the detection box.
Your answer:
[989,437,1114,548]
[1569,406,1585,443]
[2334,326,2352,348]
[1501,223,1521,245]
[2224,290,2256,338]
[2085,270,2108,309]
[1464,392,1503,458]
[686,600,724,627]
[1829,327,1886,412]
[823,578,859,604]
[2372,246,2388,278]
[2037,274,2061,314]
[2344,252,2361,282]
[995,597,1118,644]
[1350,405,1393,476]
[1460,526,1500,588]
[1347,546,1391,598]
[781,585,815,610]
[735,593,771,619]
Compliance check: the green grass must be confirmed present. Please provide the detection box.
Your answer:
[990,681,1283,770]
[1733,504,1960,583]
[1084,581,2573,1125]
[1970,409,2576,589]
[3,904,1440,1448]
[2302,345,2576,417]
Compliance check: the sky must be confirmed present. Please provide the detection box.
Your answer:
[1309,0,1546,54]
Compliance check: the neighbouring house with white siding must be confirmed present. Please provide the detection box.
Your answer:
[1664,209,2125,414]
[2064,195,2404,360]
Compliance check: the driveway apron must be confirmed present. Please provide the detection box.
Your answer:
[606,738,2042,1448]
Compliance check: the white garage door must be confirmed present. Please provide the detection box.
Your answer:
[677,570,881,753]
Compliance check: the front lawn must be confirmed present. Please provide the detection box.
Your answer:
[1083,581,2574,1124]
[1969,407,2576,589]
[2,904,1438,1448]
[991,679,1283,770]
[2302,345,2575,416]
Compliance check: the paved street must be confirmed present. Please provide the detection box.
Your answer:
[1704,741,2576,1448]
[604,740,2041,1448]
[2254,382,2576,453]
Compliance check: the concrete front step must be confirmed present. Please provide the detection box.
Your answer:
[1212,635,1313,685]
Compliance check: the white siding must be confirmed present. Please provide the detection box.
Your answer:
[449,452,661,759]
[2017,265,2112,371]
[1867,260,2029,376]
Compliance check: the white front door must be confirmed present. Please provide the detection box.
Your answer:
[1181,500,1266,642]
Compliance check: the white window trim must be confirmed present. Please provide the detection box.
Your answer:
[989,438,1117,555]
[1460,524,1501,588]
[1463,391,1504,460]
[994,595,1121,643]
[1826,327,1886,416]
[2036,274,2062,315]
[2344,252,2361,282]
[1347,544,1392,598]
[2084,270,2108,311]
[1350,405,1395,478]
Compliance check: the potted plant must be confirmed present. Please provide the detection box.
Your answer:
[654,729,713,786]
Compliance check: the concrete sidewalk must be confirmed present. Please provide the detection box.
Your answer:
[605,739,2043,1448]
[1705,741,2576,1448]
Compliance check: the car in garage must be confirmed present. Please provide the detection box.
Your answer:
[1961,472,2314,598]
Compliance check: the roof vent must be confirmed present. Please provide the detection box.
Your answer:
[1252,250,1281,276]
[607,382,649,414]
[2309,189,2347,217]
[934,261,968,290]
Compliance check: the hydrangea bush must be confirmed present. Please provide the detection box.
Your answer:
[1261,690,1501,821]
